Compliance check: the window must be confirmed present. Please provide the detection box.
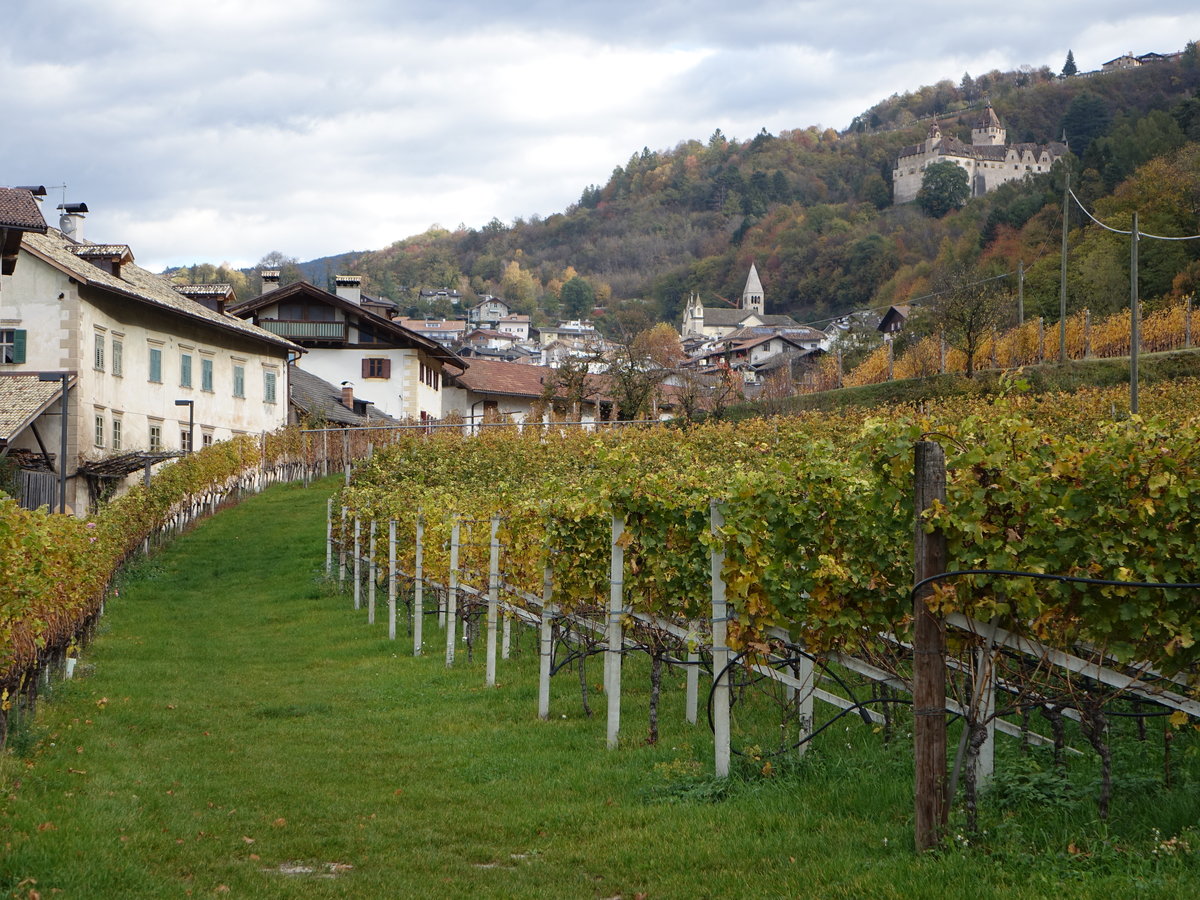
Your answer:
[201,432,213,448]
[149,424,162,452]
[201,357,213,392]
[419,361,440,390]
[94,414,105,448]
[94,333,105,371]
[0,329,26,364]
[149,347,163,383]
[264,369,277,404]
[180,428,193,453]
[112,339,123,376]
[233,364,245,398]
[112,418,122,451]
[363,357,390,378]
[180,353,193,388]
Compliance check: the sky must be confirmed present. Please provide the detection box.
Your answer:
[3,1,1198,272]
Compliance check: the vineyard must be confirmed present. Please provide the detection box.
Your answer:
[798,297,1200,391]
[331,379,1200,846]
[4,376,1200,854]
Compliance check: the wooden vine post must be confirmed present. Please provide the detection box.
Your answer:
[606,514,625,750]
[414,515,424,656]
[913,440,948,852]
[446,519,460,667]
[485,515,500,687]
[710,500,731,778]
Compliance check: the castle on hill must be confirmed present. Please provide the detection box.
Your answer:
[892,102,1067,204]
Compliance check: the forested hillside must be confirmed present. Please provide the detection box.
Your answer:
[174,45,1200,336]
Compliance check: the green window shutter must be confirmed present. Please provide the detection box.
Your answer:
[12,330,26,364]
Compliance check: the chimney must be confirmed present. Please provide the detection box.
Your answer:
[261,268,280,295]
[16,185,46,204]
[341,382,355,410]
[335,274,362,305]
[57,202,88,241]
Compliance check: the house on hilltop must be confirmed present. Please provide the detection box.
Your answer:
[892,102,1067,204]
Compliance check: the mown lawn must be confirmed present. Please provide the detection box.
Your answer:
[2,478,1197,898]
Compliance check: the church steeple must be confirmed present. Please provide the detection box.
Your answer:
[742,263,764,315]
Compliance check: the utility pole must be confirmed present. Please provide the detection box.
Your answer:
[1131,211,1140,415]
[1017,260,1025,325]
[1059,172,1069,363]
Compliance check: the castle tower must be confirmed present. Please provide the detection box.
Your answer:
[972,101,1006,146]
[742,264,764,315]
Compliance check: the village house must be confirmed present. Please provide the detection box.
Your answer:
[441,358,603,430]
[892,103,1067,204]
[393,317,469,348]
[467,295,511,328]
[0,193,301,514]
[228,273,464,423]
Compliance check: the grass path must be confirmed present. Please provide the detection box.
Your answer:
[2,479,1198,898]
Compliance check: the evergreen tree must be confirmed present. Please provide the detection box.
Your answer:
[916,161,970,218]
[1062,50,1077,77]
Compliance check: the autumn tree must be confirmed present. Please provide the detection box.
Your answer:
[930,264,1010,378]
[500,260,538,313]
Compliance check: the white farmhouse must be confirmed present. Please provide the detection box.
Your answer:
[229,274,464,423]
[0,201,300,515]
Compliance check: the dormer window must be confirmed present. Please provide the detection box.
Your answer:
[72,244,133,279]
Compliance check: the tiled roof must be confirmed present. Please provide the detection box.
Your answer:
[700,307,749,326]
[451,358,604,401]
[0,373,71,442]
[289,366,399,426]
[452,358,553,398]
[0,188,48,231]
[22,229,301,354]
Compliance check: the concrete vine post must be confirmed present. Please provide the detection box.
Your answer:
[913,440,948,852]
[606,514,625,750]
[414,515,424,656]
[325,497,333,577]
[486,515,500,687]
[710,500,730,778]
[685,622,699,726]
[539,559,554,721]
[388,519,397,641]
[368,519,377,625]
[353,517,362,611]
[446,519,460,667]
[339,506,348,586]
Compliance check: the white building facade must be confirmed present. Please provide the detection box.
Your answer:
[1,224,299,514]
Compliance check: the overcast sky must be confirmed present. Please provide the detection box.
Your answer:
[4,1,1197,271]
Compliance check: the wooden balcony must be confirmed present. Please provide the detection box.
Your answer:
[259,319,347,341]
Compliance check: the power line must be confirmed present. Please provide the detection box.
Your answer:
[1069,189,1200,241]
